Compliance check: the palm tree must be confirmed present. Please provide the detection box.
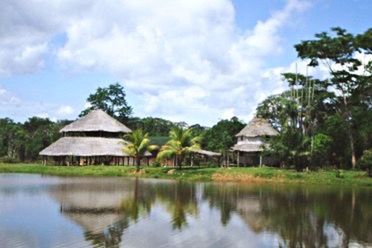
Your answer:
[157,127,201,169]
[123,129,157,172]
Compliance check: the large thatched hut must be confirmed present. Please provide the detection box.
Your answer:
[232,117,278,166]
[39,109,151,165]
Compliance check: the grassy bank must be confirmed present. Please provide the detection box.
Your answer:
[0,163,371,187]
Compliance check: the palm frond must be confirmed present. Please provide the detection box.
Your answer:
[123,129,153,157]
[157,149,176,160]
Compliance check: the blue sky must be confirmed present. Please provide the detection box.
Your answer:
[0,0,371,126]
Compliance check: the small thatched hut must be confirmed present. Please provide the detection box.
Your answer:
[232,117,278,166]
[39,109,151,165]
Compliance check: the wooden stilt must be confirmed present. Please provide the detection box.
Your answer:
[259,154,263,167]
[237,151,240,167]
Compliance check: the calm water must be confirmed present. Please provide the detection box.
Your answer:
[0,174,371,248]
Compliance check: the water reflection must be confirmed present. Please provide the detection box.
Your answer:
[49,178,200,247]
[154,181,198,230]
[203,184,372,247]
[0,174,371,248]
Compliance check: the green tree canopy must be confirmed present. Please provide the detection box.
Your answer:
[80,83,133,122]
[127,117,180,136]
[295,27,372,168]
[257,27,372,169]
[202,117,245,152]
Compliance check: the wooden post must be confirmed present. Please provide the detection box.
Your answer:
[259,154,263,167]
[237,151,240,167]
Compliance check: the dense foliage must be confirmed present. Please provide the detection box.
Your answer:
[201,117,245,166]
[357,149,372,177]
[127,117,191,136]
[0,117,71,162]
[257,27,372,170]
[80,83,133,122]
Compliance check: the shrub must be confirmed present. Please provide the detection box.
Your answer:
[151,161,161,167]
[357,149,372,177]
[335,170,344,178]
[0,156,20,164]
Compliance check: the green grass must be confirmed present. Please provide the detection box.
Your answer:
[0,163,371,187]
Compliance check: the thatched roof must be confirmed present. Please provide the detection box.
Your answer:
[232,143,266,152]
[39,137,151,157]
[60,109,131,133]
[236,117,278,137]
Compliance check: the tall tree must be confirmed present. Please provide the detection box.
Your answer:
[294,27,372,168]
[80,83,133,123]
[258,27,371,169]
[257,73,334,168]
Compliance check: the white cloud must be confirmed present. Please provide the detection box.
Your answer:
[0,0,312,125]
[0,85,76,121]
[58,0,311,124]
[35,112,49,118]
[221,108,235,120]
[83,102,92,109]
[57,105,74,115]
[0,86,21,106]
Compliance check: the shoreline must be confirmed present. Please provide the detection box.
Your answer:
[0,163,371,187]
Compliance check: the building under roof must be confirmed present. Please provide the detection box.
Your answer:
[40,109,151,165]
[232,117,278,166]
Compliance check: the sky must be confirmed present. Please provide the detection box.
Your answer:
[0,0,371,126]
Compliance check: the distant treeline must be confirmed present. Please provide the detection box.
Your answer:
[0,117,70,162]
[0,115,245,163]
[0,116,183,162]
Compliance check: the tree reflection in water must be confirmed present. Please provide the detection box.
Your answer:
[50,178,371,248]
[51,178,199,247]
[203,184,372,247]
[155,181,198,230]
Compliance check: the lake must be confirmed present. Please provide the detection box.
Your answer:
[0,174,371,248]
